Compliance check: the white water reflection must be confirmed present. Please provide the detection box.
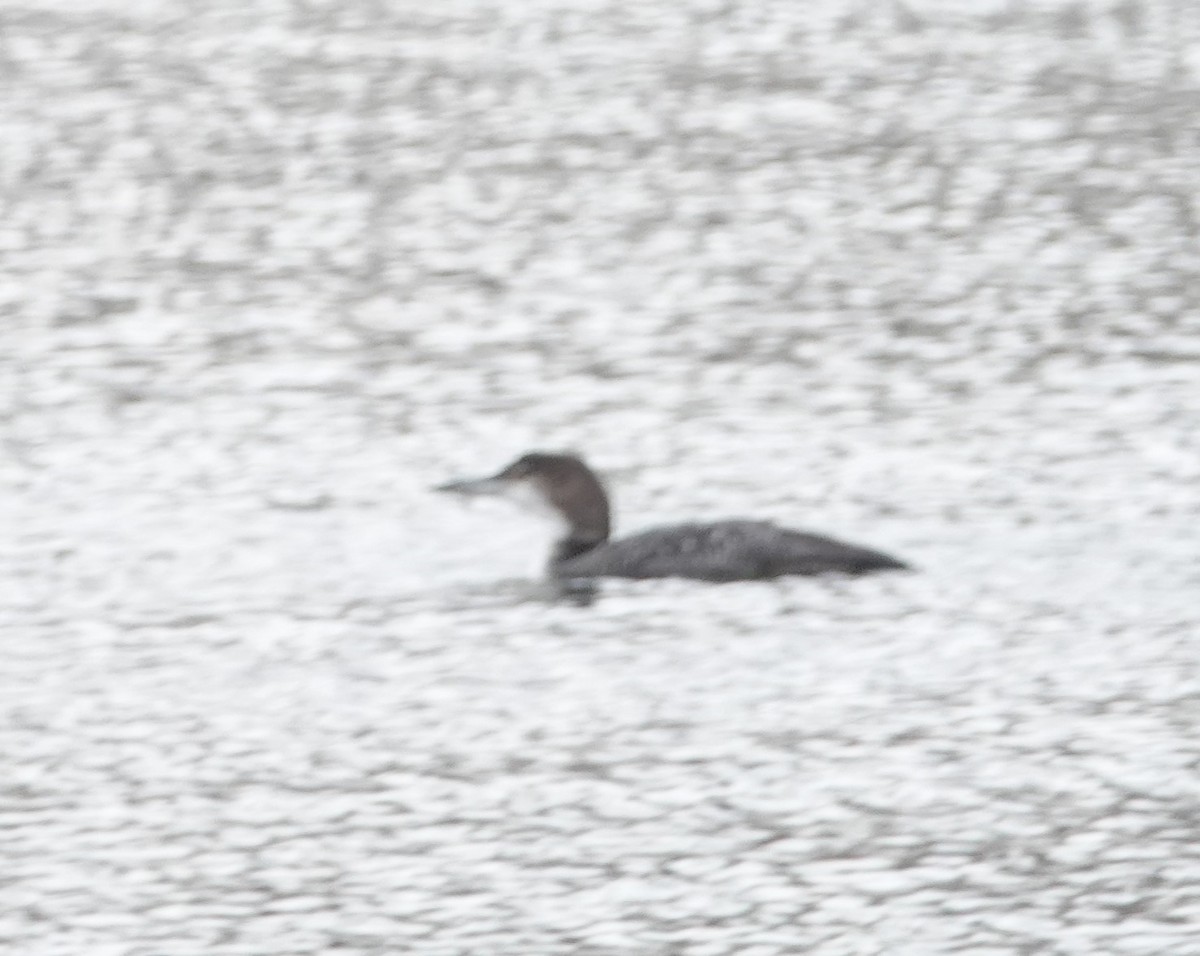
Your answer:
[2,1,1198,954]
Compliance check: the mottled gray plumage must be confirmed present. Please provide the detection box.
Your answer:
[556,519,908,581]
[436,452,910,592]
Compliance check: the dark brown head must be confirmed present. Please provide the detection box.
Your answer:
[435,452,611,545]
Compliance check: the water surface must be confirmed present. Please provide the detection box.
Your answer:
[2,2,1198,954]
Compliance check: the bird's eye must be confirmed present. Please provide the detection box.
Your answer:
[502,460,530,479]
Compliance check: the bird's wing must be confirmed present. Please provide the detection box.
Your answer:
[755,526,909,575]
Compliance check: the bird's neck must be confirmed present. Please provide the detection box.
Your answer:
[551,533,604,566]
[548,534,604,606]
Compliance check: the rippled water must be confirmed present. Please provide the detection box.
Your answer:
[3,1,1199,954]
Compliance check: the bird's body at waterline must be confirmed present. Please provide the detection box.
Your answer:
[549,519,907,581]
[435,453,910,591]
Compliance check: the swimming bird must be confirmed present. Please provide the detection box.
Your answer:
[435,452,909,597]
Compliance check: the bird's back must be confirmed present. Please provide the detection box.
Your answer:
[555,520,908,582]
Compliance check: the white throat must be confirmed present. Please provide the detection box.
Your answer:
[503,479,572,537]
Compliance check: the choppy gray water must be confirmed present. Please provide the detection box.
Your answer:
[2,1,1199,954]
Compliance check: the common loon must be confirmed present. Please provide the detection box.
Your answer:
[435,453,909,595]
